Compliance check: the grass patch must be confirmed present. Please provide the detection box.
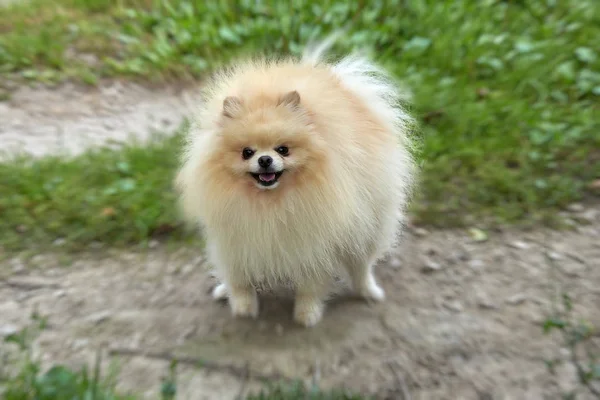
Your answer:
[0,312,133,399]
[2,362,136,400]
[543,251,600,399]
[1,0,599,250]
[247,382,368,400]
[0,129,190,252]
[543,293,600,399]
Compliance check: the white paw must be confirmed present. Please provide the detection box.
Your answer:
[211,283,228,300]
[360,281,386,302]
[293,298,324,327]
[229,290,259,319]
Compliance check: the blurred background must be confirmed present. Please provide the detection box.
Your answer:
[0,1,598,399]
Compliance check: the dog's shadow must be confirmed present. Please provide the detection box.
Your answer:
[203,286,382,350]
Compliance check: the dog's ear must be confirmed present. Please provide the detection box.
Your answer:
[278,90,301,109]
[222,96,243,119]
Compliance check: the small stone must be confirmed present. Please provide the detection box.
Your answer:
[413,227,429,237]
[53,238,66,246]
[530,296,550,307]
[0,324,19,337]
[6,276,60,290]
[148,240,159,249]
[180,263,195,275]
[524,309,545,325]
[421,259,442,273]
[46,268,62,277]
[11,259,25,273]
[53,290,66,298]
[425,248,437,256]
[560,263,585,278]
[71,338,89,350]
[130,333,143,348]
[90,241,103,249]
[166,263,180,275]
[506,294,527,305]
[442,290,457,300]
[444,300,463,313]
[389,257,402,269]
[588,179,600,191]
[80,52,100,67]
[457,250,470,262]
[468,259,484,270]
[509,240,530,250]
[475,290,497,309]
[84,311,111,325]
[446,250,469,265]
[275,324,284,336]
[563,218,578,228]
[567,203,584,213]
[560,251,585,266]
[478,299,498,310]
[547,251,563,261]
[556,362,578,394]
[103,121,115,130]
[30,255,45,265]
[15,292,31,302]
[578,209,598,223]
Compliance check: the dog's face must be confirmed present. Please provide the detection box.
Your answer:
[208,91,327,193]
[240,143,289,190]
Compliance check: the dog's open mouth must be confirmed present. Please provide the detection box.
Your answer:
[250,171,284,187]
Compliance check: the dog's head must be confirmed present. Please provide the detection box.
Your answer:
[207,90,328,193]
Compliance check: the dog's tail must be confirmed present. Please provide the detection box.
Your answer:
[302,33,415,146]
[301,31,344,66]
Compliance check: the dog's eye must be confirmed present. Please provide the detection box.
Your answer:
[242,148,255,160]
[275,146,289,156]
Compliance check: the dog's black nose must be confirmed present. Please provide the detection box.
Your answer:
[258,155,273,168]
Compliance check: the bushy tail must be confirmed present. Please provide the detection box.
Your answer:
[301,31,344,66]
[302,34,415,146]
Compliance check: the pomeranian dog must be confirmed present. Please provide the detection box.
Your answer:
[175,39,416,327]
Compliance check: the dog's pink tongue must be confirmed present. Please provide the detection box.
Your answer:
[259,173,276,182]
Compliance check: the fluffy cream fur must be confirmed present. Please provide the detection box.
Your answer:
[175,41,416,326]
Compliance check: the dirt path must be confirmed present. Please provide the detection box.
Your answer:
[2,224,599,399]
[1,83,599,399]
[0,81,200,158]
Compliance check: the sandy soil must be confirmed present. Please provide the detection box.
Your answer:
[1,83,599,399]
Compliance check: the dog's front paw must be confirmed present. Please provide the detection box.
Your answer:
[229,289,259,319]
[211,283,228,300]
[293,297,324,327]
[360,281,386,302]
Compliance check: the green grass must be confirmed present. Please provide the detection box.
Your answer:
[2,363,136,400]
[0,312,132,399]
[1,361,364,400]
[0,130,189,252]
[542,257,600,399]
[1,0,600,251]
[2,364,363,400]
[247,382,368,400]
